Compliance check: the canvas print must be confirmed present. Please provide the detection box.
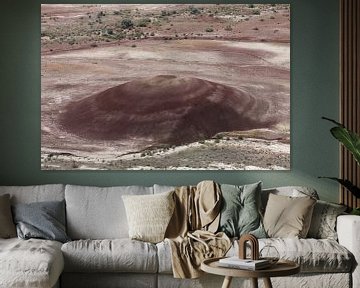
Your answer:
[41,4,290,170]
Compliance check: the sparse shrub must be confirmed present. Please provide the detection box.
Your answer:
[137,18,151,27]
[215,139,220,143]
[270,15,275,19]
[161,10,167,16]
[205,27,214,32]
[131,44,137,47]
[150,31,155,36]
[114,11,121,15]
[224,25,232,31]
[253,10,261,15]
[121,18,134,29]
[72,161,79,168]
[97,11,105,18]
[189,6,201,15]
[248,4,255,8]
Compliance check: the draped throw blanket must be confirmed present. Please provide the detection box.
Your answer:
[165,181,231,278]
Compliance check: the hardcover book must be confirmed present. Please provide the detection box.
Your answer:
[218,257,271,270]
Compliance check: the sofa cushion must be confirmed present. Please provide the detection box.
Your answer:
[0,238,64,288]
[261,186,319,212]
[158,237,353,274]
[307,200,347,240]
[218,182,266,238]
[65,185,153,239]
[0,194,16,238]
[61,239,158,273]
[12,200,70,243]
[122,191,175,243]
[263,194,316,238]
[0,184,65,204]
[233,238,353,273]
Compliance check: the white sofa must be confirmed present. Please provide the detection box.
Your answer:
[0,184,359,288]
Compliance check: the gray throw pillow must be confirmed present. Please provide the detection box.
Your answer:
[0,194,16,238]
[12,200,70,243]
[307,200,347,240]
[218,182,266,238]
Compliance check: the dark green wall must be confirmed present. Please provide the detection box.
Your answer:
[0,0,340,202]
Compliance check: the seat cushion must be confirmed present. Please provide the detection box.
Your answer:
[0,238,64,288]
[157,238,354,274]
[62,239,158,273]
[228,238,354,273]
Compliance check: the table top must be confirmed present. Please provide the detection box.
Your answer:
[201,257,300,278]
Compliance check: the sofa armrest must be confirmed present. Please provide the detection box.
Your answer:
[337,215,360,288]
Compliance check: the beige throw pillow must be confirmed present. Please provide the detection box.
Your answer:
[263,193,316,238]
[122,191,175,243]
[0,194,17,238]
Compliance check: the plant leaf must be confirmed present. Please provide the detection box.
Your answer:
[319,177,360,198]
[322,117,360,165]
[330,126,360,165]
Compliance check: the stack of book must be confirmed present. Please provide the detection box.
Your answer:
[218,257,271,270]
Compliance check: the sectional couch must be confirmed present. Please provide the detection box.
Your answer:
[0,183,359,288]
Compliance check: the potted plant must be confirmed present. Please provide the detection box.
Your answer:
[320,117,360,215]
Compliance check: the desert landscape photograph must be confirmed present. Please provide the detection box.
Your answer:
[41,4,290,170]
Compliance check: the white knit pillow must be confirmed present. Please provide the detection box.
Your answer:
[122,191,175,243]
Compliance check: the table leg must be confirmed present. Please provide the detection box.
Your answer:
[263,277,273,288]
[251,278,258,288]
[221,276,233,288]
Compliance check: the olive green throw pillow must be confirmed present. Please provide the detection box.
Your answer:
[263,194,316,238]
[218,182,266,238]
[0,194,16,238]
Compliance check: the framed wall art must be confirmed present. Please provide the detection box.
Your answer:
[41,4,290,170]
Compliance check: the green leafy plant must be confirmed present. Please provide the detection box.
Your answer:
[319,117,360,199]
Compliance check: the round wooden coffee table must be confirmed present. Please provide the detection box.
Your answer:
[201,257,300,288]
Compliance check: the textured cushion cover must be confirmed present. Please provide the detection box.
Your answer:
[62,239,158,273]
[307,200,347,240]
[158,237,353,274]
[122,191,175,243]
[0,238,64,288]
[263,193,316,238]
[12,200,70,243]
[0,194,16,238]
[65,185,153,239]
[218,182,266,238]
[255,238,353,273]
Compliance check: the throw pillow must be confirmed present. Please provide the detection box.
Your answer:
[218,182,266,238]
[0,194,16,238]
[263,193,316,238]
[307,200,347,240]
[12,200,70,243]
[122,191,175,243]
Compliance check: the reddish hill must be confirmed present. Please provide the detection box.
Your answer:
[59,75,275,145]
